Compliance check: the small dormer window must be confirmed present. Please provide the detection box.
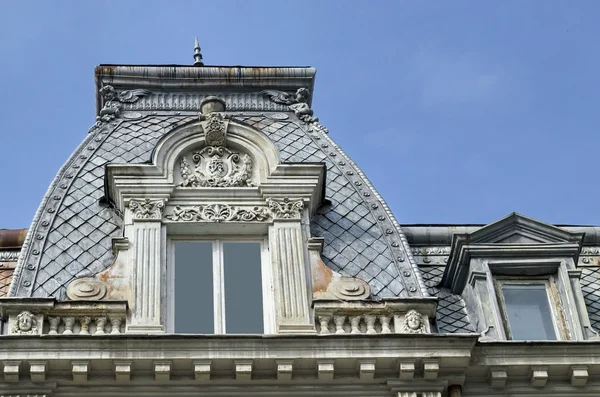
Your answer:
[495,280,561,340]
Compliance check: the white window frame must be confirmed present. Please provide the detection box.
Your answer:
[166,236,274,334]
[493,276,566,340]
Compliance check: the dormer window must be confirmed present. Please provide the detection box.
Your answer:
[440,213,595,341]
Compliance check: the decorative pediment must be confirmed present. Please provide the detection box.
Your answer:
[469,213,584,245]
[440,213,585,294]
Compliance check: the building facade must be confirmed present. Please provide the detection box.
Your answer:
[2,48,600,397]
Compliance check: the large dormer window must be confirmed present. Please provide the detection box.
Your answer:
[105,97,326,334]
[169,238,266,334]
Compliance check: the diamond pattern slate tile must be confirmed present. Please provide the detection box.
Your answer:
[420,265,474,333]
[581,267,600,331]
[28,114,418,302]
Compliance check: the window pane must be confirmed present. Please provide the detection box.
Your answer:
[502,284,556,340]
[223,242,263,333]
[175,242,213,333]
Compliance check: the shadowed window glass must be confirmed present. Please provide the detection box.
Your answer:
[224,242,263,333]
[502,284,556,340]
[175,241,213,333]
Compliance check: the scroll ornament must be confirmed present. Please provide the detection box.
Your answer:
[66,277,108,301]
[89,85,151,133]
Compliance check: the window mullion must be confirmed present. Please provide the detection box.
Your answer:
[213,239,226,334]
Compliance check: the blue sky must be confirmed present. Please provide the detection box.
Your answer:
[1,1,599,228]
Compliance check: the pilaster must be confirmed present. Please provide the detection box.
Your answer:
[268,198,315,333]
[125,199,166,333]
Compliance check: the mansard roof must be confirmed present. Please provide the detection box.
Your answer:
[10,64,427,301]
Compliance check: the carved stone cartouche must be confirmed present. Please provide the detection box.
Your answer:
[66,277,108,301]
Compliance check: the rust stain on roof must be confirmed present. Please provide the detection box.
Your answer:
[0,229,27,249]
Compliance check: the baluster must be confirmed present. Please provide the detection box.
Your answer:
[334,316,346,334]
[95,317,107,335]
[48,317,60,335]
[350,316,362,334]
[79,317,91,335]
[109,316,122,334]
[63,317,75,335]
[379,315,392,334]
[318,316,331,335]
[364,315,377,334]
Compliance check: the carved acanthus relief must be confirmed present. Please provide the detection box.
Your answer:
[165,204,270,222]
[129,199,166,220]
[89,85,151,133]
[267,198,304,220]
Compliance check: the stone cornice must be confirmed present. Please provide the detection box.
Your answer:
[94,65,316,116]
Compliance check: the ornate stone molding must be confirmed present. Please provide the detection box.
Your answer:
[66,278,108,301]
[398,310,428,334]
[129,199,166,220]
[165,204,270,222]
[89,85,151,132]
[267,198,304,220]
[261,88,317,123]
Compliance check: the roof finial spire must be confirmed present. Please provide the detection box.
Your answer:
[193,36,204,66]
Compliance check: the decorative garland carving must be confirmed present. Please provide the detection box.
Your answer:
[129,199,165,220]
[327,276,371,301]
[398,310,427,334]
[179,147,253,187]
[0,251,19,262]
[267,198,304,220]
[165,204,270,222]
[261,88,317,123]
[89,85,151,132]
[12,311,38,335]
[66,277,108,301]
